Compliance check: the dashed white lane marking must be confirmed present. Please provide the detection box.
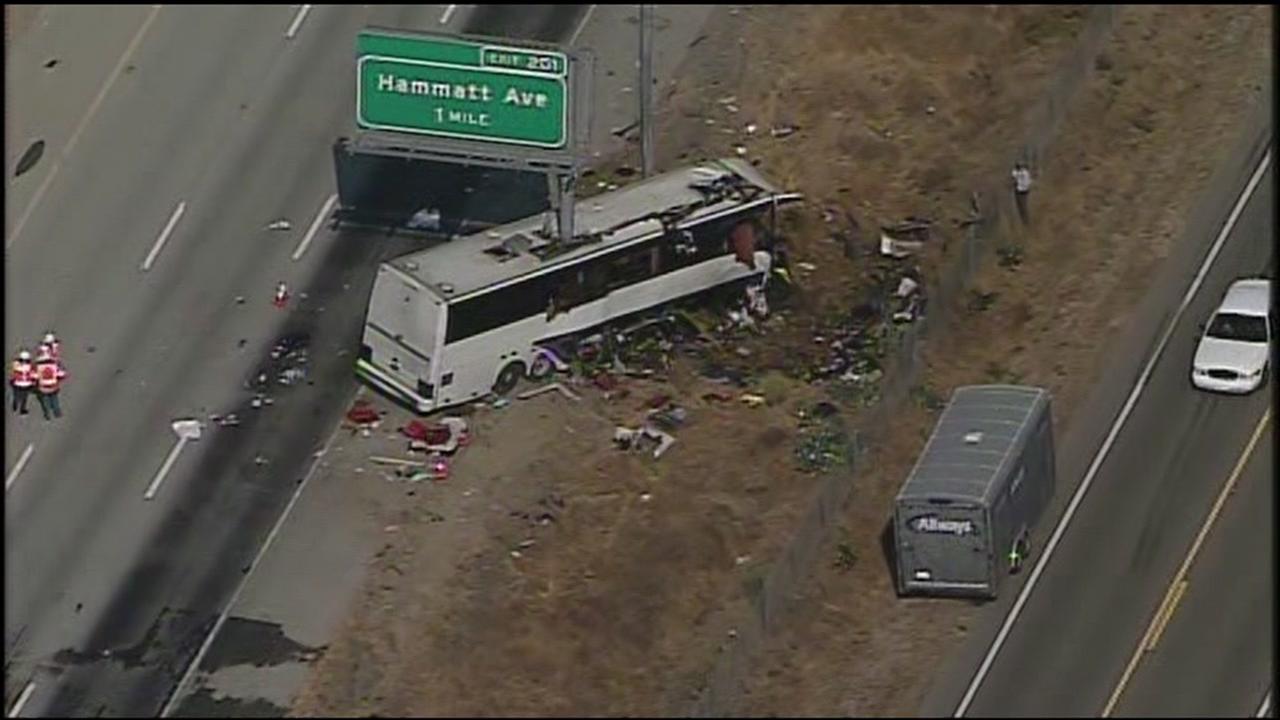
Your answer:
[5,444,35,493]
[291,193,338,261]
[6,6,163,250]
[141,201,186,272]
[143,430,195,501]
[285,4,312,39]
[439,4,457,24]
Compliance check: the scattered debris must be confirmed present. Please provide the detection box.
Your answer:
[614,425,677,459]
[15,140,45,178]
[740,393,767,408]
[209,413,241,427]
[403,417,470,454]
[517,382,581,402]
[273,282,290,308]
[647,405,688,431]
[879,218,932,258]
[346,400,380,426]
[371,456,426,467]
[793,420,850,473]
[407,207,441,231]
[770,124,798,139]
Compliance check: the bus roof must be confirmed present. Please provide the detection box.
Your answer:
[384,158,798,300]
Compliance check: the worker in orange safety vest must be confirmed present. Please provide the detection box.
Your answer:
[33,349,66,420]
[10,349,35,415]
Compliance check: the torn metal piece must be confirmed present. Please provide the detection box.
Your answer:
[371,456,427,467]
[517,382,581,402]
[896,277,920,298]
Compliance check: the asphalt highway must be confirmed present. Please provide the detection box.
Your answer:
[921,142,1274,716]
[4,5,588,716]
[1108,414,1272,717]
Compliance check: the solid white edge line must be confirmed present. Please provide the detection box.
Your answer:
[141,201,186,272]
[158,400,356,717]
[569,4,597,45]
[6,6,162,249]
[439,4,457,24]
[285,4,312,39]
[953,148,1272,717]
[5,444,35,493]
[7,681,36,718]
[1258,688,1273,718]
[143,435,189,501]
[292,193,338,261]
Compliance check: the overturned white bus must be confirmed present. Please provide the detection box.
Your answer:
[355,157,802,414]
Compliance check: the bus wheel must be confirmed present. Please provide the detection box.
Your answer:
[493,361,526,396]
[529,353,554,380]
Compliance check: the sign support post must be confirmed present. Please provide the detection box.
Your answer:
[639,4,655,177]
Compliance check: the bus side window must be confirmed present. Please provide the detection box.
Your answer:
[548,266,602,317]
[607,244,657,290]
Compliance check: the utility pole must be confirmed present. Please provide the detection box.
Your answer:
[639,3,655,177]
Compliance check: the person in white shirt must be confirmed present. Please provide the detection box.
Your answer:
[1012,162,1033,224]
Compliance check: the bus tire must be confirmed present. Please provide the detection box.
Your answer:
[529,353,554,380]
[493,361,526,396]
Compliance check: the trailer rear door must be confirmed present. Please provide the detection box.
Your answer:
[896,499,991,593]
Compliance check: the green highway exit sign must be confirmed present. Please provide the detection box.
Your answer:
[356,30,569,149]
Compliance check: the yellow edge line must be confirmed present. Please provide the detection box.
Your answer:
[1101,407,1271,716]
[1145,580,1188,653]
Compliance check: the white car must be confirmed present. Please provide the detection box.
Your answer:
[1191,278,1273,394]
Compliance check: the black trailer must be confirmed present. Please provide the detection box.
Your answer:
[893,385,1055,600]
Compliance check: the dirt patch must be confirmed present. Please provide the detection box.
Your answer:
[282,4,1267,717]
[732,5,1272,717]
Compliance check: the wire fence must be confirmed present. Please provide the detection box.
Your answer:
[684,6,1121,716]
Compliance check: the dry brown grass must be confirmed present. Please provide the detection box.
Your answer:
[735,5,1272,716]
[284,4,1274,717]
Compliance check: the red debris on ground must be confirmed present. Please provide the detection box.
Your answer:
[402,420,451,445]
[346,400,379,425]
[644,394,671,409]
